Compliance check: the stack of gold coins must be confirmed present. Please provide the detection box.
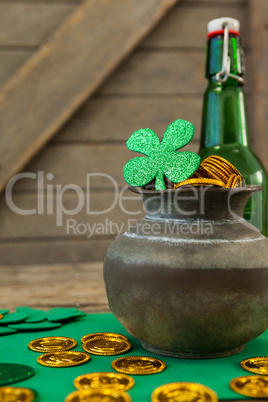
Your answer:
[230,356,268,398]
[81,332,132,356]
[174,155,245,188]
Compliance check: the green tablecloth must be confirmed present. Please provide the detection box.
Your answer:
[1,312,267,401]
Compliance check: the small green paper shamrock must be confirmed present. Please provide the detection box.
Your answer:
[123,119,201,190]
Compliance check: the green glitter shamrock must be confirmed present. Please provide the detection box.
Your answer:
[123,119,201,190]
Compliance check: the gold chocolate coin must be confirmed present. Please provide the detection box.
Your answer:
[28,336,77,352]
[37,350,90,367]
[230,375,268,398]
[112,356,166,375]
[174,155,245,190]
[174,178,225,188]
[0,314,3,320]
[0,386,35,401]
[209,155,241,176]
[65,389,132,402]
[241,356,268,375]
[151,382,218,402]
[82,336,132,356]
[81,332,128,343]
[74,372,135,391]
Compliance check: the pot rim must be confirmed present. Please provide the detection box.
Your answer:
[129,185,262,195]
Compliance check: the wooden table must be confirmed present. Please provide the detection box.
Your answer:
[0,262,109,313]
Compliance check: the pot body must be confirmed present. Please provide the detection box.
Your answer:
[104,186,268,358]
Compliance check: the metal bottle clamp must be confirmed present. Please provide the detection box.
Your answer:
[215,23,245,85]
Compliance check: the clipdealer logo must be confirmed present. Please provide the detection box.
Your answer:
[5,170,250,237]
[5,172,143,227]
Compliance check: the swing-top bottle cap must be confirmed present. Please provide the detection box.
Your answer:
[207,17,240,36]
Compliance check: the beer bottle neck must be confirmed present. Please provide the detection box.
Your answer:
[200,30,250,150]
[206,32,245,81]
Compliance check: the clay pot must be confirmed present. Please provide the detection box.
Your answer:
[103,186,268,358]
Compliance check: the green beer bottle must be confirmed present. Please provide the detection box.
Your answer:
[199,17,267,235]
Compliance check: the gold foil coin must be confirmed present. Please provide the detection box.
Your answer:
[82,336,132,356]
[0,386,35,401]
[209,155,241,176]
[112,356,166,375]
[74,372,135,391]
[0,314,3,320]
[175,178,225,188]
[81,332,129,343]
[28,336,77,352]
[65,389,132,402]
[174,155,245,189]
[151,382,218,402]
[37,350,90,367]
[230,375,268,398]
[241,356,268,375]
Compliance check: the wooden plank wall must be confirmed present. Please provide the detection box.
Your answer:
[0,0,256,265]
[250,0,268,172]
[0,0,180,193]
[0,2,77,87]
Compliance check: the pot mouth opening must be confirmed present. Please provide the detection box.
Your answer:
[129,185,262,195]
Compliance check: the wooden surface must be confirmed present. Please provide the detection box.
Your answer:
[0,3,78,89]
[188,0,247,2]
[0,51,33,88]
[0,0,81,3]
[0,0,179,194]
[0,262,109,313]
[250,0,268,171]
[0,4,75,47]
[0,0,264,266]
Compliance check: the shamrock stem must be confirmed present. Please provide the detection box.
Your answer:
[155,172,166,190]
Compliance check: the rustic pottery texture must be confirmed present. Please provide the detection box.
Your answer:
[104,186,268,358]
